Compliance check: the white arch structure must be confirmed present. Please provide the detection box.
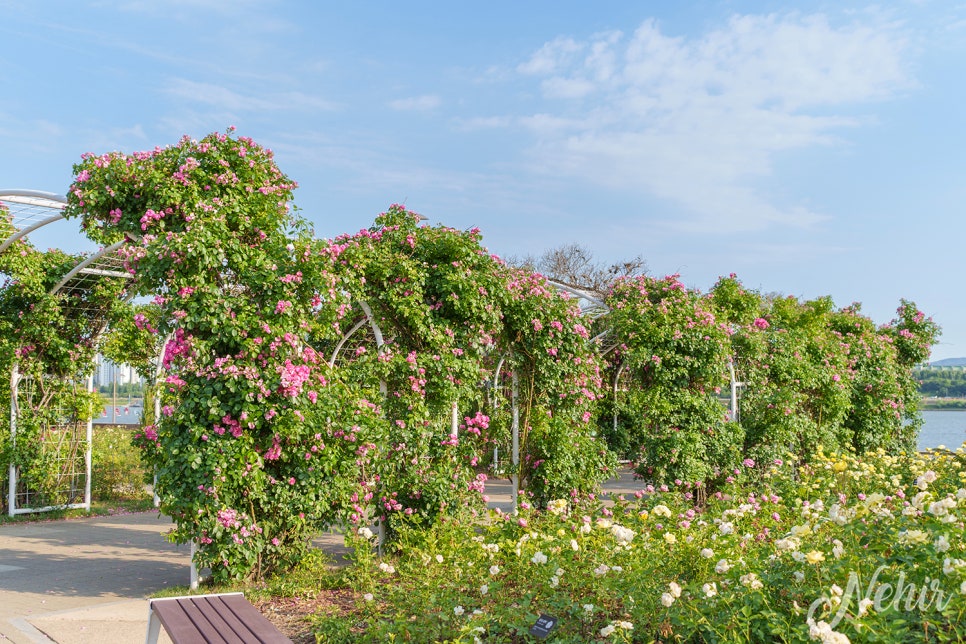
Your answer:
[1,190,135,515]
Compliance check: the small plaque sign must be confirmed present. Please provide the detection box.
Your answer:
[529,613,559,639]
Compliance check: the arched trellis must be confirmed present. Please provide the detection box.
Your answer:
[0,190,136,515]
[0,190,749,521]
[326,277,631,516]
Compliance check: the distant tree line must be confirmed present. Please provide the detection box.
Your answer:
[916,366,966,398]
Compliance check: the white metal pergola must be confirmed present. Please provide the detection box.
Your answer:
[1,190,134,515]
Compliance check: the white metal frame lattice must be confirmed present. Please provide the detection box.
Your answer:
[1,190,135,516]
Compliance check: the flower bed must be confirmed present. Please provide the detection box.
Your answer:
[316,445,966,642]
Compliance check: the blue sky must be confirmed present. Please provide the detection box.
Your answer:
[2,1,965,360]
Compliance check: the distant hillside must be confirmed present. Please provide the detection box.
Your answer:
[930,357,966,367]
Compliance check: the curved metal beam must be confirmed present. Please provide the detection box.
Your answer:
[49,239,129,295]
[0,213,66,253]
[328,316,368,368]
[0,190,68,205]
[545,279,608,310]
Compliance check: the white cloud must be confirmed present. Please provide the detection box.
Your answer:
[518,36,585,75]
[164,78,338,113]
[453,116,512,130]
[388,95,441,111]
[510,12,913,231]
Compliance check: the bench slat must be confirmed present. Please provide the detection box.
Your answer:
[154,599,230,644]
[184,597,250,644]
[148,593,292,644]
[221,595,293,643]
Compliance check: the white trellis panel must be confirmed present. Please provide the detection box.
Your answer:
[1,190,134,516]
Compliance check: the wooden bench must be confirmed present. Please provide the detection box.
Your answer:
[145,592,293,643]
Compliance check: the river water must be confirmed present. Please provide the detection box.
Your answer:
[919,410,966,451]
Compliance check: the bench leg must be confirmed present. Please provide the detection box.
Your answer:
[190,541,199,590]
[145,606,161,644]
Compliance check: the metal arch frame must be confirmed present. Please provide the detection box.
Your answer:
[328,279,613,515]
[1,190,137,516]
[49,239,129,294]
[0,190,68,253]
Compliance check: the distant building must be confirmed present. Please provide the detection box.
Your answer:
[93,354,142,388]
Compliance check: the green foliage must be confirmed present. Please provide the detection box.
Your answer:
[91,425,150,501]
[605,274,738,485]
[917,367,966,399]
[600,273,940,488]
[4,128,939,587]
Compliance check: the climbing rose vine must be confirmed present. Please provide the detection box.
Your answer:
[63,130,614,580]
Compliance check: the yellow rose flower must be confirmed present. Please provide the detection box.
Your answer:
[805,550,825,564]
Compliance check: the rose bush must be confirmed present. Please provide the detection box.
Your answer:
[62,131,613,579]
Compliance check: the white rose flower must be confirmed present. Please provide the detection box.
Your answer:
[935,535,951,552]
[832,539,844,559]
[652,504,672,517]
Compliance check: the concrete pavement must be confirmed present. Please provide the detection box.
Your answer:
[0,511,189,643]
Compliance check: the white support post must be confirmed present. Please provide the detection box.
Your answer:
[8,362,19,516]
[613,362,625,436]
[728,359,743,424]
[190,542,200,590]
[511,367,519,511]
[84,373,93,512]
[492,354,505,475]
[152,345,166,508]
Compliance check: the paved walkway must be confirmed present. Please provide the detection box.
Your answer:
[0,468,643,643]
[0,511,189,643]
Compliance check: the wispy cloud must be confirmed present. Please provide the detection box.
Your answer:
[510,12,913,232]
[388,95,441,111]
[164,78,339,113]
